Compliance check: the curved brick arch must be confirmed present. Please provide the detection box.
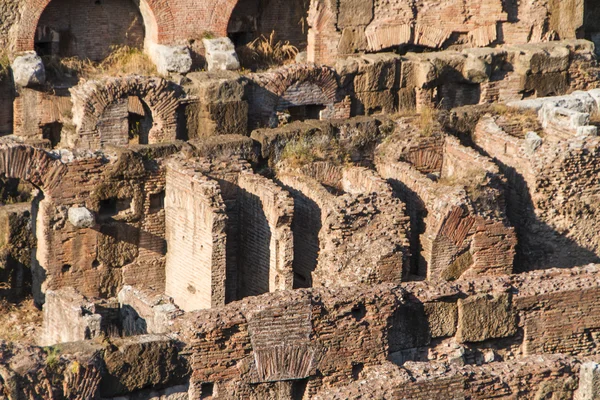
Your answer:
[0,144,67,193]
[14,0,175,52]
[206,0,240,36]
[70,76,181,149]
[248,64,342,126]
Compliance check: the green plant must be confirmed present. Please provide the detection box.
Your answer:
[45,346,61,370]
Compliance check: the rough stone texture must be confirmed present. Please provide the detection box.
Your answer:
[376,126,516,280]
[70,76,183,149]
[279,162,411,287]
[456,292,518,343]
[247,64,349,129]
[473,90,600,271]
[67,206,95,229]
[41,288,106,345]
[0,202,34,297]
[578,362,600,400]
[118,285,183,336]
[202,37,240,72]
[148,44,193,75]
[101,335,189,398]
[11,52,45,88]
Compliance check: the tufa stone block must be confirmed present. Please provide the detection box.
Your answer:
[456,292,517,343]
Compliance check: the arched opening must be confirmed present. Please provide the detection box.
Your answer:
[227,0,309,49]
[127,96,153,145]
[97,96,153,147]
[34,0,145,61]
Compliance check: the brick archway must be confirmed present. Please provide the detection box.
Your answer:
[70,76,181,149]
[206,0,242,36]
[247,64,344,127]
[14,0,176,53]
[0,144,67,193]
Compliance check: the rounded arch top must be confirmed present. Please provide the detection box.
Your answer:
[14,0,176,53]
[70,75,181,148]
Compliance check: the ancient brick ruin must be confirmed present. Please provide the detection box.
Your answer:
[2,0,600,399]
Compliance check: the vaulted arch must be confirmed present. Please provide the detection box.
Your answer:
[14,0,176,53]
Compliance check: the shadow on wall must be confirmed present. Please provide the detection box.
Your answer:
[237,189,272,299]
[287,187,320,289]
[120,304,148,336]
[482,154,600,271]
[385,178,428,278]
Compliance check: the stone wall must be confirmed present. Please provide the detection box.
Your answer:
[35,0,145,60]
[472,90,600,270]
[172,265,600,398]
[279,162,411,287]
[236,171,294,297]
[376,130,516,280]
[69,76,182,149]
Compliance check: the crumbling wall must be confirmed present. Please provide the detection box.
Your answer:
[118,285,182,336]
[473,92,600,270]
[236,171,294,297]
[35,0,145,60]
[40,287,119,345]
[376,132,515,279]
[0,202,34,298]
[70,76,182,149]
[246,64,349,129]
[164,160,227,311]
[171,265,600,398]
[183,71,248,138]
[279,162,410,287]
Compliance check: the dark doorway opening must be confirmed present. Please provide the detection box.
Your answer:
[288,104,326,122]
[42,122,62,148]
[128,97,153,145]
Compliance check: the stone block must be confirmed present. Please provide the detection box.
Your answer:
[578,362,600,400]
[68,206,95,229]
[338,0,374,28]
[149,44,193,75]
[424,301,458,338]
[12,52,45,88]
[456,293,517,343]
[510,43,570,75]
[354,90,396,115]
[100,335,188,397]
[524,131,543,154]
[463,53,491,83]
[522,72,568,98]
[339,27,368,55]
[190,100,248,137]
[202,37,240,72]
[355,53,400,92]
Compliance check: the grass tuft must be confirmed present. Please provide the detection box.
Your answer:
[237,31,298,70]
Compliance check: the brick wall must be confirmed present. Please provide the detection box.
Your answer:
[164,163,227,311]
[36,0,144,60]
[236,172,294,297]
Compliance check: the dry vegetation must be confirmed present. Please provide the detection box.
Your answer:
[0,297,42,344]
[489,104,542,138]
[237,31,298,70]
[43,45,157,82]
[280,135,351,169]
